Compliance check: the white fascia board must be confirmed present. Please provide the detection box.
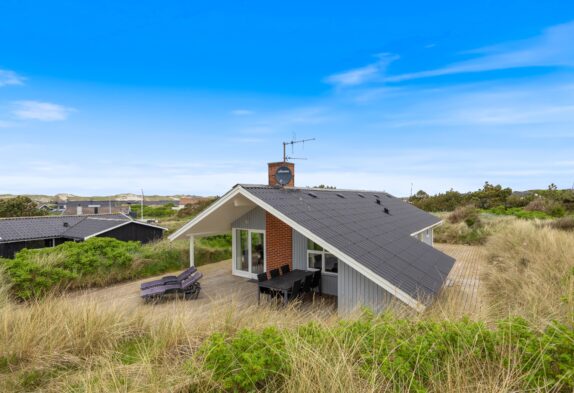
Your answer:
[168,187,242,241]
[237,187,426,312]
[410,221,443,236]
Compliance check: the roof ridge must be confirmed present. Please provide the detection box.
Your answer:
[0,213,127,221]
[237,183,393,196]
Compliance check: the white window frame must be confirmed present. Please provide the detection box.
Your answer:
[231,228,266,279]
[306,241,338,276]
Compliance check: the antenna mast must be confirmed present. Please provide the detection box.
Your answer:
[140,189,144,221]
[282,138,315,162]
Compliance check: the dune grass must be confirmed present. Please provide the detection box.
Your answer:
[482,219,574,326]
[0,218,573,392]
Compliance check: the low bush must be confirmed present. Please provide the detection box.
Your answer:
[177,198,217,218]
[0,237,188,300]
[435,208,490,245]
[195,235,232,265]
[192,327,288,391]
[447,205,481,227]
[525,198,566,217]
[130,203,176,218]
[548,217,574,232]
[188,314,574,392]
[483,206,553,219]
[434,221,490,245]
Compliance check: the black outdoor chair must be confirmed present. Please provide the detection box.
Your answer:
[270,268,280,278]
[257,272,273,304]
[302,274,313,293]
[287,279,302,302]
[310,270,322,295]
[280,264,290,275]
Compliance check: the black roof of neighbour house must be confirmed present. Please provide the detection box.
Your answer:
[240,185,455,302]
[0,214,165,243]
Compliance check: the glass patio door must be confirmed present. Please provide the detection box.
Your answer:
[233,229,265,278]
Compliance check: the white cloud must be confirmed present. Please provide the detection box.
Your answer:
[12,101,74,121]
[231,109,254,116]
[325,21,574,87]
[387,21,574,82]
[325,53,399,87]
[0,69,25,87]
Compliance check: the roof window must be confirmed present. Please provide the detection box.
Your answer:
[336,193,345,198]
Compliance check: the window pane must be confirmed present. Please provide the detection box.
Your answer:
[307,252,322,270]
[235,229,249,272]
[251,232,265,274]
[307,239,323,251]
[324,253,338,274]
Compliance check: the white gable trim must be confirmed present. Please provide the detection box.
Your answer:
[411,221,442,237]
[168,187,243,241]
[170,185,425,311]
[82,220,166,240]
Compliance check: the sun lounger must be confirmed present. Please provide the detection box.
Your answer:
[141,270,203,301]
[140,266,197,290]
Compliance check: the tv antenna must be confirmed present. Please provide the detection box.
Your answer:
[282,137,315,162]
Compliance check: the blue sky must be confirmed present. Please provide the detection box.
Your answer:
[1,1,574,196]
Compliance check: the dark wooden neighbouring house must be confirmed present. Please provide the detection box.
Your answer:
[0,213,165,259]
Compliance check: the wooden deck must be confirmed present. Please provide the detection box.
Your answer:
[74,259,259,313]
[435,243,485,316]
[75,244,485,317]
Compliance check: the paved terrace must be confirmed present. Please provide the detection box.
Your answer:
[75,244,483,316]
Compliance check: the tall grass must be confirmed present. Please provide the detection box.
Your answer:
[0,295,571,392]
[482,219,574,326]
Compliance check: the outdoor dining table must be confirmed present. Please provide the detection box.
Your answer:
[257,269,314,304]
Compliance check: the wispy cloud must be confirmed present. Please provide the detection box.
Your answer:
[325,53,399,87]
[0,69,25,87]
[387,21,574,82]
[12,101,75,121]
[231,109,255,116]
[326,21,574,87]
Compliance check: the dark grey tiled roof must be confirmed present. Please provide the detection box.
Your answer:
[0,214,130,242]
[241,185,455,301]
[61,217,129,240]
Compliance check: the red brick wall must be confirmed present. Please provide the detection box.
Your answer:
[268,162,295,187]
[265,212,292,273]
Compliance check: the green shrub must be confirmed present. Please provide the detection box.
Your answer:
[447,205,481,227]
[191,315,574,392]
[193,327,288,391]
[434,221,490,245]
[483,206,552,220]
[130,203,176,218]
[0,237,188,300]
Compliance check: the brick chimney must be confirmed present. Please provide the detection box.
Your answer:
[268,162,295,187]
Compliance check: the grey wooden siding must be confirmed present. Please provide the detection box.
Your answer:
[338,261,393,314]
[292,229,307,270]
[412,227,434,246]
[292,229,337,296]
[231,207,266,230]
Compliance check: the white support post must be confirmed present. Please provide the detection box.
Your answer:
[189,235,195,267]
